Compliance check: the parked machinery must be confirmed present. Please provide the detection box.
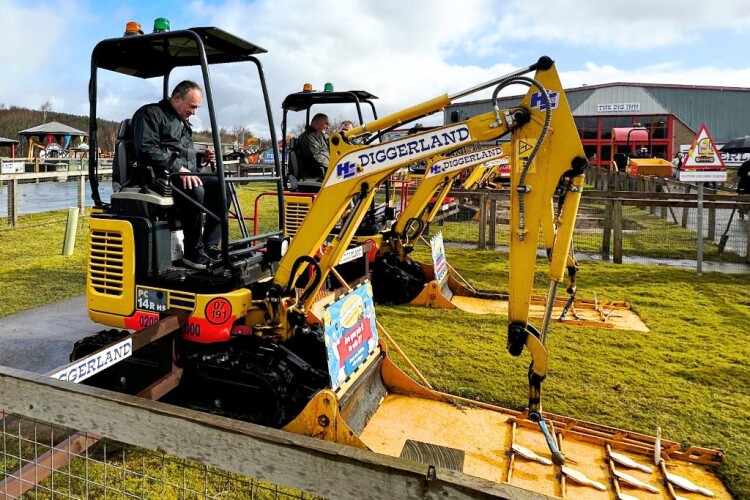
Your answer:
[610,126,673,176]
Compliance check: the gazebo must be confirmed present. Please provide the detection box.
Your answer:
[18,121,88,158]
[0,136,19,158]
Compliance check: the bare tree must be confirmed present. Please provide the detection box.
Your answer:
[40,101,53,123]
[288,123,306,137]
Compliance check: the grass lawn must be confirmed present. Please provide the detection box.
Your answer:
[1,209,748,497]
[377,244,750,498]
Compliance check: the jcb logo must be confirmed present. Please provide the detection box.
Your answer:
[336,161,357,179]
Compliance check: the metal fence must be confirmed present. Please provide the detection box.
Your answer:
[426,174,750,274]
[1,410,307,499]
[5,168,750,273]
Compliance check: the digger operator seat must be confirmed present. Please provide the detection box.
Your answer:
[286,137,301,190]
[112,119,137,192]
[109,118,174,219]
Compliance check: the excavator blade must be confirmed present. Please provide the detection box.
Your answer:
[282,330,730,499]
[406,260,647,331]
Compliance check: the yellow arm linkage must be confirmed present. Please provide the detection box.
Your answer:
[393,143,511,237]
[270,57,582,338]
[274,111,515,310]
[462,150,511,189]
[501,60,587,465]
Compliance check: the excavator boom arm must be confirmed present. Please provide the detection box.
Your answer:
[394,143,510,235]
[500,65,587,439]
[273,74,546,297]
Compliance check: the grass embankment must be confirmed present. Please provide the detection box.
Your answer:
[0,211,88,317]
[377,245,750,498]
[1,206,749,497]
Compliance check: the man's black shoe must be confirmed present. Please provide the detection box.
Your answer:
[205,245,222,261]
[182,252,209,270]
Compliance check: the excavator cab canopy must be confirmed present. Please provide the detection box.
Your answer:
[88,26,281,209]
[280,88,380,191]
[282,90,377,113]
[611,127,649,145]
[88,25,284,271]
[91,27,267,79]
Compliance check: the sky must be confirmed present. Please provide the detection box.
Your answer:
[3,0,750,139]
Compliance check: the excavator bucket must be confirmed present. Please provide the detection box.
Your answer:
[282,287,729,499]
[406,258,648,331]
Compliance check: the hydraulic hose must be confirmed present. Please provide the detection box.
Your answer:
[490,76,553,238]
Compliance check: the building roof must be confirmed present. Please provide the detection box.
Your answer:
[18,121,88,136]
[0,137,19,144]
[444,81,750,143]
[567,81,750,93]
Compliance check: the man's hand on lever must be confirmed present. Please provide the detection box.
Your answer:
[179,167,203,190]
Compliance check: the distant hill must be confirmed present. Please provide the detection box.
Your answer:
[0,106,119,157]
[0,105,243,158]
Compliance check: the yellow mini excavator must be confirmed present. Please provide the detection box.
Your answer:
[73,25,728,498]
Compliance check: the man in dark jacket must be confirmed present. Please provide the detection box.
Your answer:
[132,80,219,270]
[738,158,750,219]
[295,113,330,180]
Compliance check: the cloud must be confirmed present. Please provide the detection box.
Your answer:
[0,2,68,75]
[560,62,750,89]
[482,0,750,51]
[2,0,750,139]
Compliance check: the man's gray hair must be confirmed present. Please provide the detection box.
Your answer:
[171,80,202,99]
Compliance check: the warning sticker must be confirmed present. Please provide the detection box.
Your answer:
[681,123,727,182]
[683,124,725,170]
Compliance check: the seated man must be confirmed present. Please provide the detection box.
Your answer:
[132,80,220,270]
[295,113,330,181]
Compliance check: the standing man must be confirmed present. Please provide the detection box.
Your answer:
[672,152,684,178]
[132,80,219,270]
[738,158,750,219]
[296,113,330,180]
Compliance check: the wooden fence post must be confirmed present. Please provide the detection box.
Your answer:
[478,193,487,250]
[602,200,612,261]
[78,174,86,215]
[8,178,18,228]
[488,198,497,248]
[707,207,716,241]
[681,185,690,228]
[613,200,623,264]
[746,217,750,263]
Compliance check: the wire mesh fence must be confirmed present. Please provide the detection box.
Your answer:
[0,409,315,499]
